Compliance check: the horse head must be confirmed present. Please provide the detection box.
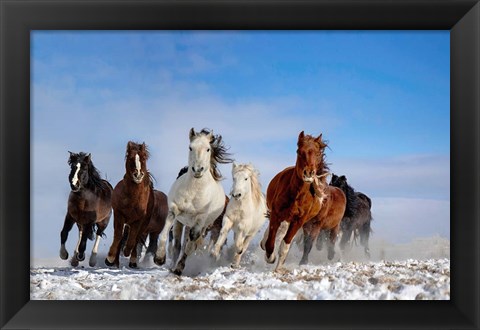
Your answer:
[295,131,328,183]
[67,151,91,192]
[125,141,149,184]
[188,128,233,180]
[230,162,261,201]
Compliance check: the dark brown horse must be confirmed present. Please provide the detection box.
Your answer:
[60,152,113,267]
[261,131,329,271]
[105,141,168,268]
[299,180,346,265]
[325,174,372,257]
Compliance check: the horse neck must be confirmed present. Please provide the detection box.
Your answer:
[288,167,308,195]
[123,173,151,194]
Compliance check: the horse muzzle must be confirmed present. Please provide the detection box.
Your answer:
[70,184,81,192]
[191,166,204,178]
[133,172,145,184]
[302,169,316,182]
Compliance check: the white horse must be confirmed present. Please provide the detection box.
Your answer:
[211,163,267,268]
[154,128,232,275]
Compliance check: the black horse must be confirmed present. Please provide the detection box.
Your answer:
[60,152,113,267]
[317,174,372,258]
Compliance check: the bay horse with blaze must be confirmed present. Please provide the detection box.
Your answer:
[60,152,113,267]
[105,141,168,268]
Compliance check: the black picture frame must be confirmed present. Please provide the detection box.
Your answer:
[1,0,479,329]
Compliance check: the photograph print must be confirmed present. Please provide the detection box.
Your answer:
[30,30,450,300]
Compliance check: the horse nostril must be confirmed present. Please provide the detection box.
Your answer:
[191,167,195,172]
[303,169,307,176]
[200,167,204,172]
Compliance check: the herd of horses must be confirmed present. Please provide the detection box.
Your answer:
[60,128,372,274]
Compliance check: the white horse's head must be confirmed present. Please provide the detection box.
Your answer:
[231,162,262,203]
[188,128,214,179]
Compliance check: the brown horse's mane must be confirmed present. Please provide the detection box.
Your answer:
[299,134,330,173]
[198,129,234,181]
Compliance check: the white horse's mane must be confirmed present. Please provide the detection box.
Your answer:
[233,163,263,207]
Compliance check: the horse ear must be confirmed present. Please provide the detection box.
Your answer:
[141,142,146,151]
[340,175,346,181]
[189,128,196,141]
[232,161,238,169]
[297,131,305,146]
[85,153,91,163]
[207,129,214,142]
[315,133,323,143]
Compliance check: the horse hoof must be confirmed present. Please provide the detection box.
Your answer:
[105,258,116,267]
[71,257,79,267]
[129,262,138,269]
[172,268,182,276]
[60,250,69,260]
[154,255,165,266]
[230,263,240,269]
[89,254,97,267]
[299,259,308,266]
[265,254,276,264]
[327,252,335,260]
[77,253,85,262]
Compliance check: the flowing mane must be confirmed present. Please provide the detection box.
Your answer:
[232,163,263,207]
[198,128,234,181]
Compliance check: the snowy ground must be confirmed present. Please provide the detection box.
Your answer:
[31,236,450,300]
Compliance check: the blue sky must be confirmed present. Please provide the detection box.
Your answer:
[31,31,450,260]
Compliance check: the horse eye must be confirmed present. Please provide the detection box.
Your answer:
[189,147,192,151]
[207,148,210,152]
[245,178,248,181]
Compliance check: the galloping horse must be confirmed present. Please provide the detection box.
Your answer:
[211,163,267,268]
[326,174,372,257]
[105,141,168,268]
[60,152,113,267]
[299,177,346,265]
[261,131,330,271]
[154,128,233,275]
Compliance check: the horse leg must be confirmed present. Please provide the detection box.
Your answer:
[339,225,353,253]
[105,213,125,267]
[72,224,92,266]
[264,219,281,264]
[315,229,325,251]
[169,220,183,266]
[172,226,198,276]
[275,220,303,272]
[299,222,315,265]
[232,233,254,268]
[211,215,233,260]
[154,210,175,266]
[126,221,149,268]
[89,216,110,267]
[327,226,340,260]
[145,231,159,257]
[70,225,83,267]
[60,213,75,260]
[359,221,371,258]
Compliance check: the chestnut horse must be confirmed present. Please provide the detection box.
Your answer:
[261,131,330,271]
[105,142,168,268]
[299,179,346,265]
[60,152,113,267]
